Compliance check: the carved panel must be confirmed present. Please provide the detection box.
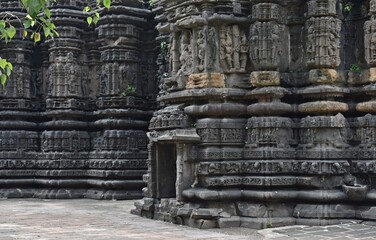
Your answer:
[307,0,337,17]
[220,25,248,72]
[306,17,341,68]
[365,20,376,66]
[41,131,90,152]
[249,21,282,69]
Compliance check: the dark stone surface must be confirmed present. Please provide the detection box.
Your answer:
[133,0,376,230]
[0,0,156,199]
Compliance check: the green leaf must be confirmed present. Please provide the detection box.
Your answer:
[6,25,16,39]
[23,19,32,29]
[43,26,51,37]
[45,8,51,18]
[0,21,5,29]
[95,12,100,18]
[103,0,111,9]
[5,67,11,77]
[93,15,99,25]
[23,30,28,38]
[84,6,91,12]
[7,62,12,71]
[1,74,6,86]
[87,16,93,25]
[33,32,41,42]
[0,59,7,69]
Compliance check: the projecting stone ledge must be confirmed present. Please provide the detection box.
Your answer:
[147,129,200,143]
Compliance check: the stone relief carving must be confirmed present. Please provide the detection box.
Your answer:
[306,17,341,68]
[220,25,248,73]
[197,29,206,72]
[365,20,376,66]
[249,21,281,69]
[177,31,193,76]
[0,1,154,200]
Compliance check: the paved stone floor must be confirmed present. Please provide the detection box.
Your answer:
[0,199,376,240]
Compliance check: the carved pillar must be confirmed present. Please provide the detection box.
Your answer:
[0,0,40,197]
[247,0,292,122]
[298,0,349,159]
[357,0,376,118]
[0,0,154,200]
[93,0,154,199]
[351,0,376,220]
[45,0,86,109]
[240,0,296,226]
[294,0,354,221]
[0,0,33,108]
[299,0,346,115]
[37,0,92,198]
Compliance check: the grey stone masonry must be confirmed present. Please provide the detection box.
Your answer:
[0,0,157,199]
[134,0,376,230]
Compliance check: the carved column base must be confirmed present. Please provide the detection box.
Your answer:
[0,99,33,110]
[298,101,349,115]
[244,117,295,159]
[297,114,352,159]
[46,98,87,110]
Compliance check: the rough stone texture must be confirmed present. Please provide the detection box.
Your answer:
[0,0,157,199]
[133,0,376,230]
[4,0,376,231]
[186,73,225,89]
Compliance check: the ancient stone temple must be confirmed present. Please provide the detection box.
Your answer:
[0,0,157,199]
[3,0,376,230]
[132,0,376,229]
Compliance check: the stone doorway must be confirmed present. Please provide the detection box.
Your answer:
[156,143,177,199]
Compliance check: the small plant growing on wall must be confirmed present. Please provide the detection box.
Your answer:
[350,64,361,73]
[340,0,354,13]
[122,84,136,96]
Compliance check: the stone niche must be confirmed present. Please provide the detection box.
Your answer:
[0,0,157,199]
[132,0,376,230]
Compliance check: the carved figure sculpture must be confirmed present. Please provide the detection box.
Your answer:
[240,33,249,71]
[206,27,217,71]
[197,29,206,72]
[177,31,192,75]
[233,25,241,70]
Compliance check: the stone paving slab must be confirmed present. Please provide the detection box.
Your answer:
[0,199,256,240]
[1,199,376,240]
[257,223,376,240]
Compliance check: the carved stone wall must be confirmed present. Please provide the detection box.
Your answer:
[4,0,376,229]
[0,0,156,199]
[132,0,376,230]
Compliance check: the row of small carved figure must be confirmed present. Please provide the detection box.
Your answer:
[0,130,147,152]
[0,159,147,170]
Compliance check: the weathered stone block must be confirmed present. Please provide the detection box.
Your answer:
[191,208,223,219]
[250,71,280,87]
[186,73,225,89]
[294,204,356,218]
[237,203,267,217]
[186,219,217,229]
[308,69,340,84]
[218,217,241,228]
